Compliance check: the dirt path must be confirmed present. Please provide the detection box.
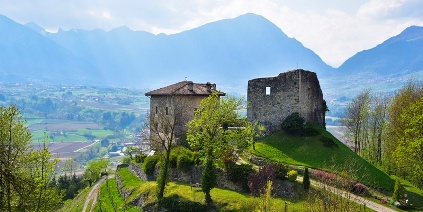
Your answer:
[82,175,114,212]
[297,176,396,212]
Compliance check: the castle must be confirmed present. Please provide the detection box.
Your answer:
[247,69,325,133]
[145,69,324,140]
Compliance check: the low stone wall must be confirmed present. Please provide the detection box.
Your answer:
[122,163,298,201]
[128,162,244,192]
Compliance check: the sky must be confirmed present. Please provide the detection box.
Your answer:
[1,0,423,67]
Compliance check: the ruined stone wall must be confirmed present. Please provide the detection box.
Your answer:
[247,69,324,133]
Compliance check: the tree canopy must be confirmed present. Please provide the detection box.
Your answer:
[187,92,264,205]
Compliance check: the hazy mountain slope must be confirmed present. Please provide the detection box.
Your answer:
[0,15,101,85]
[325,25,423,98]
[47,13,333,88]
[338,26,423,76]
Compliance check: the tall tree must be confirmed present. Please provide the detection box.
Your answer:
[187,93,264,205]
[385,81,423,176]
[342,89,371,153]
[146,96,189,202]
[0,105,62,211]
[392,97,423,189]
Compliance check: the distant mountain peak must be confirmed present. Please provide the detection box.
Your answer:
[25,22,47,36]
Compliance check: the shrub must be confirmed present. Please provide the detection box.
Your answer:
[392,178,405,201]
[122,156,131,164]
[303,167,310,190]
[177,153,193,172]
[135,154,147,163]
[248,163,277,196]
[287,170,298,182]
[319,136,338,148]
[275,162,289,180]
[281,112,305,134]
[351,183,367,195]
[143,155,159,175]
[191,151,202,166]
[227,163,254,191]
[303,123,320,136]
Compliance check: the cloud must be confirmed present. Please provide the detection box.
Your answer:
[358,0,423,20]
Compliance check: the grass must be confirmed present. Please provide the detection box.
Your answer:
[391,176,423,210]
[252,126,394,191]
[56,186,91,212]
[94,178,140,212]
[116,167,306,211]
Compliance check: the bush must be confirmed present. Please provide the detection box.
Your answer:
[135,154,147,163]
[351,183,367,195]
[303,167,310,190]
[392,178,405,201]
[319,136,338,148]
[287,170,298,182]
[143,155,159,175]
[248,163,277,196]
[227,163,254,191]
[122,156,131,164]
[177,153,193,172]
[303,123,320,136]
[192,151,202,166]
[281,112,305,135]
[275,163,289,180]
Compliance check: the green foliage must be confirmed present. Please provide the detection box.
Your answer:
[255,180,273,212]
[202,158,217,205]
[303,167,310,190]
[287,170,298,182]
[187,92,264,204]
[0,105,63,211]
[122,156,131,164]
[135,154,147,163]
[143,155,159,175]
[319,136,338,148]
[177,153,194,172]
[281,112,305,135]
[392,96,423,189]
[226,163,254,191]
[84,158,109,187]
[303,123,320,136]
[392,178,405,201]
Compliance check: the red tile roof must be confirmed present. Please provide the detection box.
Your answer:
[145,81,225,96]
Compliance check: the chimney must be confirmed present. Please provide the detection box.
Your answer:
[206,82,211,92]
[188,81,193,91]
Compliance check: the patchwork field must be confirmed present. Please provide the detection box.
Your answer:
[32,140,96,159]
[27,118,113,142]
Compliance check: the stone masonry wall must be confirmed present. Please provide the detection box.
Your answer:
[247,69,324,133]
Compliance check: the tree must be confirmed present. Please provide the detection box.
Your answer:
[187,93,264,205]
[392,96,423,189]
[0,105,62,211]
[385,81,423,183]
[146,95,189,202]
[341,89,371,153]
[392,178,405,201]
[84,159,109,187]
[303,167,310,190]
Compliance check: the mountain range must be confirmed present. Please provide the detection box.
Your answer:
[1,13,422,98]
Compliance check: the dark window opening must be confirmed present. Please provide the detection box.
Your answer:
[166,107,169,115]
[155,106,158,114]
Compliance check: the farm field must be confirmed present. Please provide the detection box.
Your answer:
[27,118,114,142]
[32,140,96,159]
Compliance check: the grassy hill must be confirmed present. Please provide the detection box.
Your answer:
[251,125,394,191]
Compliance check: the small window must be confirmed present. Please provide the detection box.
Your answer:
[166,107,169,115]
[155,106,158,114]
[266,87,271,95]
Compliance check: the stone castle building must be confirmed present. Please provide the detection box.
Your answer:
[247,69,324,133]
[145,81,225,148]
